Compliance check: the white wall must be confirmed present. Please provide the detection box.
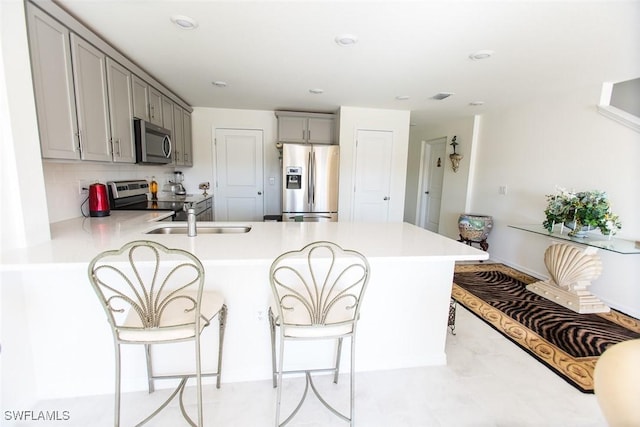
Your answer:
[338,106,411,222]
[190,108,281,217]
[468,83,640,318]
[0,0,50,249]
[42,162,172,223]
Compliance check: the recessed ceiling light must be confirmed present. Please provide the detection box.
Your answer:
[469,101,485,106]
[335,34,358,46]
[171,15,198,30]
[396,95,410,101]
[469,50,494,60]
[432,92,454,100]
[309,88,324,94]
[212,81,227,88]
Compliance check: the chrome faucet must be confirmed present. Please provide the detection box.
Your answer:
[184,203,197,237]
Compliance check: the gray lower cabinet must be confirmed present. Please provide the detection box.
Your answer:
[26,3,79,160]
[173,197,213,221]
[197,197,213,221]
[70,34,112,162]
[106,59,135,163]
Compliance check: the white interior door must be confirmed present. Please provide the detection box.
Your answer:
[214,129,264,221]
[417,138,446,232]
[353,130,393,222]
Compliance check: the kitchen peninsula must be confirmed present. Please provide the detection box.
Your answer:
[2,213,487,403]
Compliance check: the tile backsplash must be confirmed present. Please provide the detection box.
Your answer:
[44,162,175,223]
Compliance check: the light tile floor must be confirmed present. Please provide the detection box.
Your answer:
[23,305,607,427]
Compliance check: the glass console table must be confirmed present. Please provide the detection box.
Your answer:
[510,224,639,313]
[509,224,640,255]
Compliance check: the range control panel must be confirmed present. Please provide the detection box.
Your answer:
[107,180,149,199]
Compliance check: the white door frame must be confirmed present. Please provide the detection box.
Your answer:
[415,137,446,230]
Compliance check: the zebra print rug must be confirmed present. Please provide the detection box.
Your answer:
[452,263,640,393]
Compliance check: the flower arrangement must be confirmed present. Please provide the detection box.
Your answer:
[543,188,622,237]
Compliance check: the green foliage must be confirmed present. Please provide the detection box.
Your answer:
[543,189,622,236]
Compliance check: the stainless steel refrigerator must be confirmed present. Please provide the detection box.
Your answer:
[282,143,339,222]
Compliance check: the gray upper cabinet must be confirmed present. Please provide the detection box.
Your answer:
[149,87,163,126]
[161,96,174,131]
[172,103,184,165]
[277,115,307,143]
[307,117,335,144]
[170,104,193,167]
[132,75,149,121]
[106,58,135,163]
[27,1,192,164]
[70,34,111,162]
[182,110,193,166]
[161,96,175,165]
[132,75,162,126]
[276,112,336,144]
[26,4,79,160]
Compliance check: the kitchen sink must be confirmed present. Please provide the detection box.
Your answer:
[146,225,252,235]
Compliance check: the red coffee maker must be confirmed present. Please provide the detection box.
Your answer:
[89,183,110,217]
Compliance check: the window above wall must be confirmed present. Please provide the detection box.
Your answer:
[597,77,640,133]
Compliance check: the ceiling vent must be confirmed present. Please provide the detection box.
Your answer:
[432,92,454,100]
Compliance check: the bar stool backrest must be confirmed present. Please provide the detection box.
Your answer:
[88,240,206,339]
[270,241,369,332]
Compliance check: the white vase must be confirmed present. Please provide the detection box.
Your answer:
[564,221,592,237]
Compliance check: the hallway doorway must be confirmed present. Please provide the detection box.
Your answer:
[416,137,446,232]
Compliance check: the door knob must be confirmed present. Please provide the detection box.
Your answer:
[258,191,262,195]
[383,196,390,201]
[425,191,429,194]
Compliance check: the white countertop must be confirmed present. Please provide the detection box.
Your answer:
[0,212,488,269]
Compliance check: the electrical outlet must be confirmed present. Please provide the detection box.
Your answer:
[78,180,90,195]
[499,185,508,195]
[256,309,266,322]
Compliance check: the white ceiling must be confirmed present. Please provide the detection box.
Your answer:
[53,0,640,126]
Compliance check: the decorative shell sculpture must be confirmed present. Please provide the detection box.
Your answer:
[543,243,603,292]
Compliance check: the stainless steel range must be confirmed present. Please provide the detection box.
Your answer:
[107,180,187,220]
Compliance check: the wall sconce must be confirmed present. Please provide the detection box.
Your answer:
[449,136,463,172]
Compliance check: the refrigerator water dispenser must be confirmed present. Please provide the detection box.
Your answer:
[285,167,302,189]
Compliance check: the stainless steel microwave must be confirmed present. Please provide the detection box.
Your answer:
[134,119,172,164]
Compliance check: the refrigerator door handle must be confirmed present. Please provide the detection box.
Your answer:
[307,151,312,206]
[311,150,316,206]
